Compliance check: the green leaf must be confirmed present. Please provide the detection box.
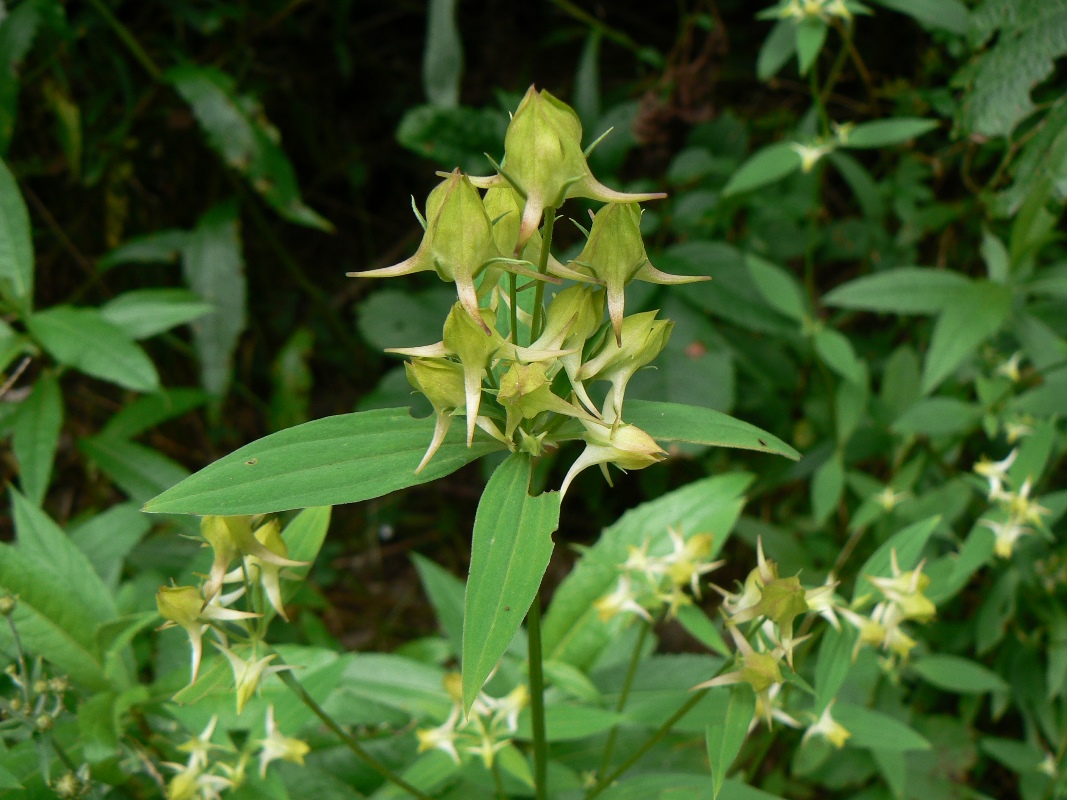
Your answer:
[27,306,159,392]
[722,142,802,196]
[676,604,730,656]
[462,454,560,710]
[144,407,504,515]
[412,553,466,658]
[182,202,246,398]
[957,2,1067,137]
[814,626,856,711]
[853,516,940,602]
[339,653,451,719]
[574,31,602,127]
[795,17,828,75]
[357,287,457,352]
[833,704,930,751]
[543,660,602,704]
[0,156,33,307]
[707,686,756,799]
[79,436,190,504]
[625,399,800,460]
[890,397,983,437]
[78,692,119,762]
[823,268,971,314]
[757,20,797,81]
[746,254,807,323]
[514,705,624,741]
[100,288,212,340]
[872,0,969,34]
[843,118,939,149]
[811,452,844,525]
[166,66,331,230]
[396,104,507,175]
[911,655,1008,693]
[981,229,1010,283]
[814,328,866,385]
[281,506,331,581]
[423,0,463,108]
[98,229,188,271]
[925,524,994,605]
[101,388,209,439]
[0,761,22,790]
[921,280,1013,393]
[69,503,151,590]
[12,373,62,505]
[0,0,64,155]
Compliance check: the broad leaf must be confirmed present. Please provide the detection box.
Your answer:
[12,372,62,505]
[27,306,159,392]
[144,407,504,515]
[707,686,757,799]
[0,156,33,307]
[625,399,800,460]
[100,288,212,340]
[412,553,466,658]
[912,655,1008,693]
[722,142,802,196]
[823,267,970,314]
[921,280,1012,393]
[69,503,151,590]
[166,65,331,229]
[843,118,939,149]
[462,454,560,710]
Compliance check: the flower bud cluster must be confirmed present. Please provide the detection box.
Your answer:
[350,87,710,496]
[416,673,528,769]
[839,550,935,664]
[973,448,1051,559]
[593,526,725,622]
[0,653,69,732]
[156,515,308,706]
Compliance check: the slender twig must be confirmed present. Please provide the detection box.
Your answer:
[531,208,556,344]
[274,666,434,800]
[584,689,710,800]
[6,616,30,706]
[527,595,548,800]
[597,618,651,778]
[0,357,32,401]
[84,0,163,81]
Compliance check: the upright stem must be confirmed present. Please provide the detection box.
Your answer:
[509,273,519,345]
[527,594,549,800]
[597,618,651,778]
[584,689,709,800]
[275,666,433,800]
[531,207,556,344]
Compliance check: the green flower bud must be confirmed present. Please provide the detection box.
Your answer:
[349,170,500,331]
[0,593,16,616]
[577,311,673,418]
[567,204,707,343]
[497,362,597,440]
[157,584,259,685]
[35,713,54,732]
[559,419,666,497]
[405,357,466,472]
[740,650,783,694]
[479,87,666,249]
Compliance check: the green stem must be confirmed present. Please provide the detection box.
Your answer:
[584,689,709,800]
[84,0,163,81]
[597,618,651,778]
[6,616,30,706]
[509,273,519,345]
[530,207,556,344]
[491,757,509,800]
[809,62,830,137]
[527,594,549,800]
[275,666,433,800]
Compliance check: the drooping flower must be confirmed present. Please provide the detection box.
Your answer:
[257,706,310,778]
[156,585,259,684]
[803,701,851,749]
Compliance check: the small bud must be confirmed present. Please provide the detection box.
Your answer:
[497,362,597,439]
[48,676,70,695]
[33,679,50,695]
[35,713,54,731]
[216,645,292,714]
[157,585,259,685]
[578,311,673,417]
[405,358,466,473]
[0,594,17,616]
[567,204,706,343]
[559,418,666,497]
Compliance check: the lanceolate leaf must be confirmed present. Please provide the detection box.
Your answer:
[625,399,800,460]
[921,280,1013,393]
[143,407,505,515]
[843,118,939,149]
[912,655,1008,694]
[823,267,970,314]
[0,157,33,307]
[100,288,212,340]
[462,454,560,711]
[12,372,62,505]
[707,686,757,799]
[722,142,802,196]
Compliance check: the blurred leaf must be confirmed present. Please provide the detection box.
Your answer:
[101,388,209,439]
[543,660,602,704]
[976,568,1018,655]
[814,328,866,385]
[872,0,969,34]
[78,691,119,763]
[12,372,61,505]
[824,267,970,314]
[98,229,189,271]
[423,0,463,108]
[0,0,64,154]
[339,653,451,720]
[463,454,560,711]
[0,156,33,307]
[100,288,212,340]
[921,280,1012,393]
[795,17,828,75]
[834,704,930,751]
[396,104,507,175]
[707,686,756,799]
[144,408,505,515]
[722,142,802,196]
[412,552,466,658]
[854,516,940,601]
[890,397,982,437]
[747,254,807,322]
[814,626,857,711]
[166,65,331,230]
[182,201,246,398]
[69,502,151,591]
[676,604,729,656]
[79,435,190,504]
[912,655,1008,693]
[575,31,602,128]
[27,306,159,392]
[811,451,844,525]
[757,19,797,80]
[843,118,939,149]
[514,705,624,741]
[269,327,314,431]
[357,287,457,351]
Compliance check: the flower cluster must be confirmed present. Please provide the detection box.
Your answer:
[974,448,1051,558]
[839,550,935,663]
[767,0,859,23]
[349,87,709,496]
[416,673,528,769]
[163,709,310,800]
[594,527,725,622]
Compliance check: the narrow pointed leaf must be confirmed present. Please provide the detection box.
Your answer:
[921,280,1012,393]
[144,408,505,515]
[707,686,757,799]
[722,142,802,196]
[462,454,560,710]
[12,372,62,505]
[625,399,800,460]
[0,157,32,306]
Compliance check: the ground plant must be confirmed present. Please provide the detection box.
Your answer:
[0,1,1065,799]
